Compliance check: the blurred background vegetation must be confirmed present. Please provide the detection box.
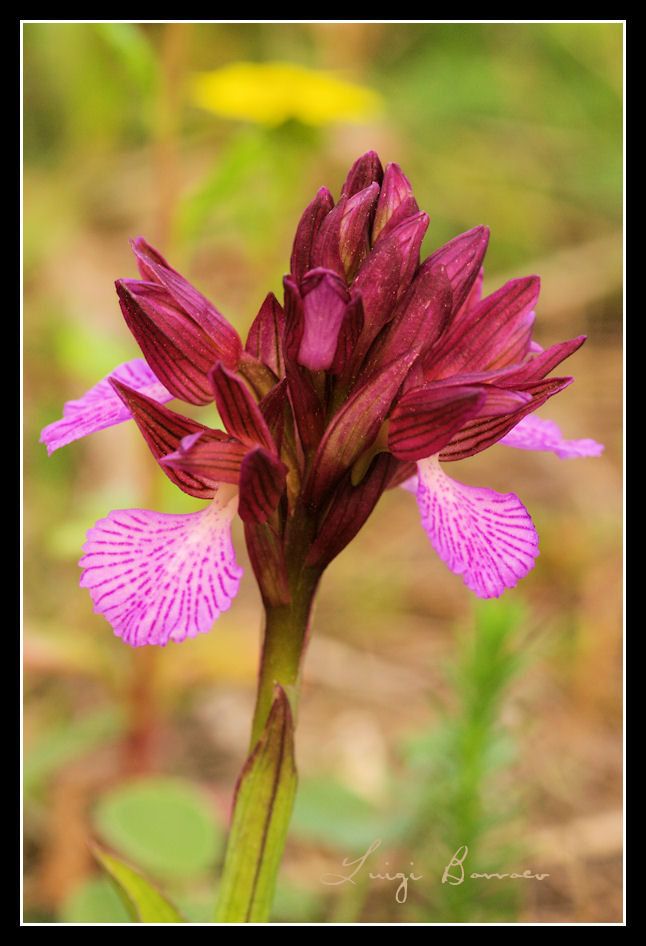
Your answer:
[23,21,623,924]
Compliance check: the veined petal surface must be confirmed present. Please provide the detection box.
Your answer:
[498,414,605,458]
[40,359,173,455]
[79,488,243,647]
[415,455,539,598]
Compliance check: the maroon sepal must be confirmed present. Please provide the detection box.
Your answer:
[129,237,242,366]
[209,362,275,451]
[130,236,172,280]
[259,378,289,455]
[373,196,421,246]
[237,446,289,525]
[282,275,305,364]
[306,452,398,569]
[243,520,291,608]
[245,292,286,380]
[109,378,217,499]
[289,187,335,283]
[353,211,429,346]
[425,226,490,316]
[434,336,586,464]
[341,150,384,199]
[160,430,248,486]
[306,350,418,506]
[439,376,574,461]
[369,261,453,373]
[474,386,532,416]
[297,268,350,371]
[425,275,540,378]
[339,182,380,280]
[372,162,419,243]
[454,266,484,320]
[410,374,533,415]
[116,280,219,405]
[311,197,346,278]
[330,291,365,380]
[388,384,486,462]
[284,359,326,457]
[501,336,587,383]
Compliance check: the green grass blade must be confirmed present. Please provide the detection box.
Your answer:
[90,843,186,923]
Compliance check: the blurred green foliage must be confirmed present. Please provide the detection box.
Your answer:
[283,598,533,923]
[395,598,531,922]
[51,598,534,923]
[23,22,621,270]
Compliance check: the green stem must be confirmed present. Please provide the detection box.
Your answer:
[249,565,321,749]
[214,556,322,922]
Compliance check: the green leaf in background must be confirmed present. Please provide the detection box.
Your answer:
[91,843,186,923]
[213,686,297,922]
[93,777,224,880]
[59,875,133,924]
[289,777,393,850]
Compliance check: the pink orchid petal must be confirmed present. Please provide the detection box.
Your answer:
[79,488,243,647]
[40,359,173,455]
[415,455,539,598]
[498,414,604,458]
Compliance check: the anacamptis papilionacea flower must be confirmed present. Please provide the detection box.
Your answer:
[41,151,603,647]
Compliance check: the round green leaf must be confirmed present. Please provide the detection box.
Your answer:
[93,777,224,879]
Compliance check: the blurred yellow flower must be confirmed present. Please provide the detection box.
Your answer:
[189,61,383,126]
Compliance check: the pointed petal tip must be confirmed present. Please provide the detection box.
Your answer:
[129,234,169,261]
[498,414,604,458]
[316,185,334,201]
[39,359,174,456]
[38,429,56,457]
[114,278,139,303]
[477,224,490,249]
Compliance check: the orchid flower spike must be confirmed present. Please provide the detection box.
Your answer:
[41,152,603,646]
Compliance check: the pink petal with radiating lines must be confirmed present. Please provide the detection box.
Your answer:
[498,414,604,458]
[79,488,243,647]
[40,358,173,455]
[415,455,539,598]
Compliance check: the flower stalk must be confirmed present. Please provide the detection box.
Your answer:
[249,565,321,751]
[213,503,323,921]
